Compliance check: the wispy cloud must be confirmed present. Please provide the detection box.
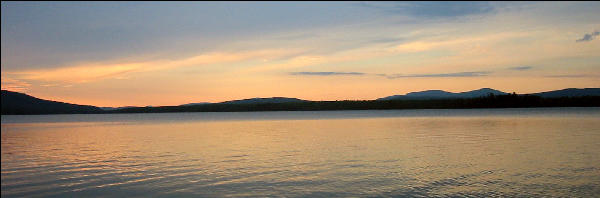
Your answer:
[357,2,494,18]
[271,33,319,41]
[544,74,595,78]
[290,72,365,76]
[290,71,491,78]
[382,71,491,79]
[509,66,533,70]
[576,31,599,42]
[3,49,302,84]
[1,76,31,92]
[368,37,406,44]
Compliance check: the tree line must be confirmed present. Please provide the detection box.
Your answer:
[111,93,600,113]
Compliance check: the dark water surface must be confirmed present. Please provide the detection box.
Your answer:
[2,108,600,197]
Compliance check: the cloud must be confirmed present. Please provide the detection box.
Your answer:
[544,74,594,78]
[357,2,494,18]
[576,31,600,42]
[3,49,302,84]
[1,76,31,92]
[509,66,533,70]
[290,71,491,78]
[0,2,374,71]
[382,71,491,79]
[391,31,531,54]
[368,37,406,44]
[6,63,145,83]
[271,33,320,41]
[290,72,365,76]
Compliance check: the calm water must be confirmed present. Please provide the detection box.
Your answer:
[2,108,600,197]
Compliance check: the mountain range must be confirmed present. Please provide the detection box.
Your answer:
[2,88,599,114]
[1,90,103,114]
[533,88,600,98]
[220,97,307,105]
[377,88,508,100]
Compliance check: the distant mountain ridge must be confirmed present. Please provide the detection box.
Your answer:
[179,102,211,106]
[1,90,103,115]
[377,88,600,101]
[99,106,139,111]
[2,88,599,114]
[532,88,600,98]
[219,97,307,105]
[378,88,508,100]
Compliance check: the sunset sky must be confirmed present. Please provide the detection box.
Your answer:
[1,2,599,107]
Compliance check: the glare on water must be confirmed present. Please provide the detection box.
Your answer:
[2,108,600,197]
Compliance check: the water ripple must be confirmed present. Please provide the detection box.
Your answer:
[2,109,600,197]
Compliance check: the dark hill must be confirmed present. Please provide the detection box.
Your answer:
[532,88,600,98]
[377,88,600,101]
[1,90,103,115]
[3,88,599,115]
[378,88,508,100]
[220,97,307,105]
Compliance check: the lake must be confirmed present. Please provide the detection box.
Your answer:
[2,108,600,197]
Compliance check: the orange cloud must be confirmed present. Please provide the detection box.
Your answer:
[3,49,303,84]
[0,76,31,92]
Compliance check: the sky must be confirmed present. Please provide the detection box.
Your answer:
[1,1,599,107]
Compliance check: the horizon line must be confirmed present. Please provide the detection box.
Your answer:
[3,87,599,108]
